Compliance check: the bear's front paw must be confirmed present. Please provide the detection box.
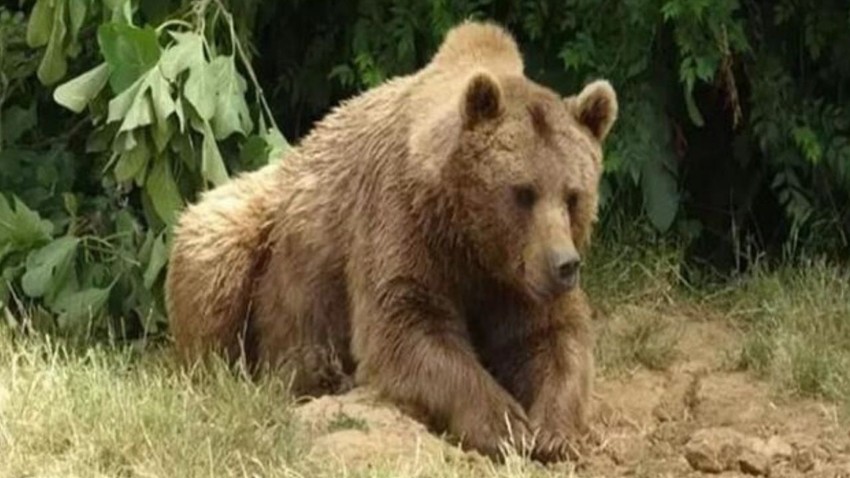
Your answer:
[452,393,532,459]
[530,418,599,464]
[531,426,581,463]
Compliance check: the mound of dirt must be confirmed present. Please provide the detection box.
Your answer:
[292,320,850,477]
[293,388,474,469]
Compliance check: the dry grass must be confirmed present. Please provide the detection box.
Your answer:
[0,325,574,478]
[723,260,850,408]
[2,239,849,476]
[0,330,303,477]
[583,236,685,373]
[585,236,850,412]
[595,308,683,372]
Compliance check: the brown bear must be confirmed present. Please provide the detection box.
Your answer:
[166,21,617,462]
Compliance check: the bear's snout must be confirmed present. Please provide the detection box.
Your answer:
[547,248,581,293]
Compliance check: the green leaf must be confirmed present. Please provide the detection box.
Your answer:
[143,232,168,288]
[0,279,8,310]
[106,74,153,132]
[1,263,27,317]
[63,193,79,218]
[138,229,155,264]
[1,103,38,144]
[149,68,176,126]
[201,121,229,186]
[209,55,253,139]
[174,96,186,132]
[240,135,270,168]
[148,68,177,152]
[160,31,205,81]
[328,64,355,88]
[53,63,110,113]
[21,237,79,299]
[262,126,290,164]
[114,207,140,240]
[112,130,137,154]
[0,195,54,255]
[86,124,118,153]
[105,0,129,14]
[26,0,54,47]
[683,83,704,127]
[67,0,88,51]
[107,75,143,123]
[37,0,68,85]
[641,158,680,233]
[694,56,716,81]
[145,156,183,225]
[792,126,822,164]
[152,117,175,153]
[54,286,112,332]
[97,22,161,93]
[184,60,215,120]
[114,136,150,182]
[171,131,195,171]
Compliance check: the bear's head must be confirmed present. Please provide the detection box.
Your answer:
[429,72,617,302]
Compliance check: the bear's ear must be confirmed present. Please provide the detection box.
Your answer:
[570,80,618,142]
[461,71,503,128]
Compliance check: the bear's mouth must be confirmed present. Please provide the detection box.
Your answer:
[524,272,580,303]
[524,278,562,303]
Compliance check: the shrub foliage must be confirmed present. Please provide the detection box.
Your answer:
[0,0,848,340]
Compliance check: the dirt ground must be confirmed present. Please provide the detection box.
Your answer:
[293,318,850,477]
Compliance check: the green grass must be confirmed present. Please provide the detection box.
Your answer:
[0,330,305,477]
[595,312,683,372]
[2,236,849,476]
[584,234,685,372]
[723,260,850,406]
[0,326,575,478]
[585,233,850,412]
[327,410,371,432]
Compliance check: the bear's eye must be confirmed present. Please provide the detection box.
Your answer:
[566,192,580,213]
[513,185,538,209]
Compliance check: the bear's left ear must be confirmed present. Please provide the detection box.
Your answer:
[570,80,618,142]
[461,71,503,128]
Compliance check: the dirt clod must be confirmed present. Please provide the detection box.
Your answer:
[793,448,817,473]
[764,435,793,460]
[684,427,745,473]
[739,448,769,476]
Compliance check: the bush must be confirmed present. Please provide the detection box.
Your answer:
[0,0,848,341]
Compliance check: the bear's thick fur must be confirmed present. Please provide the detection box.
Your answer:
[166,21,617,461]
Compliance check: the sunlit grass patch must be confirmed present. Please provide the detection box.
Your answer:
[0,326,577,478]
[725,260,850,408]
[594,305,683,373]
[585,235,685,373]
[0,327,305,478]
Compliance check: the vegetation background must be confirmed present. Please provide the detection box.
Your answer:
[1,0,848,342]
[2,1,850,476]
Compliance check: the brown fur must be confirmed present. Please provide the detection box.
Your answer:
[166,20,618,462]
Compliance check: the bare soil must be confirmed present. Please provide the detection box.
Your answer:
[293,319,850,477]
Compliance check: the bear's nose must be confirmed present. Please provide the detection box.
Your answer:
[549,250,581,292]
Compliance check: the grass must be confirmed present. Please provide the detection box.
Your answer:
[595,311,683,372]
[585,233,850,412]
[584,235,686,372]
[0,330,305,478]
[723,260,850,406]
[327,411,371,432]
[2,236,849,476]
[0,325,575,478]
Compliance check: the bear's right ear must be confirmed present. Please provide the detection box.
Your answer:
[570,80,618,142]
[461,71,503,128]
